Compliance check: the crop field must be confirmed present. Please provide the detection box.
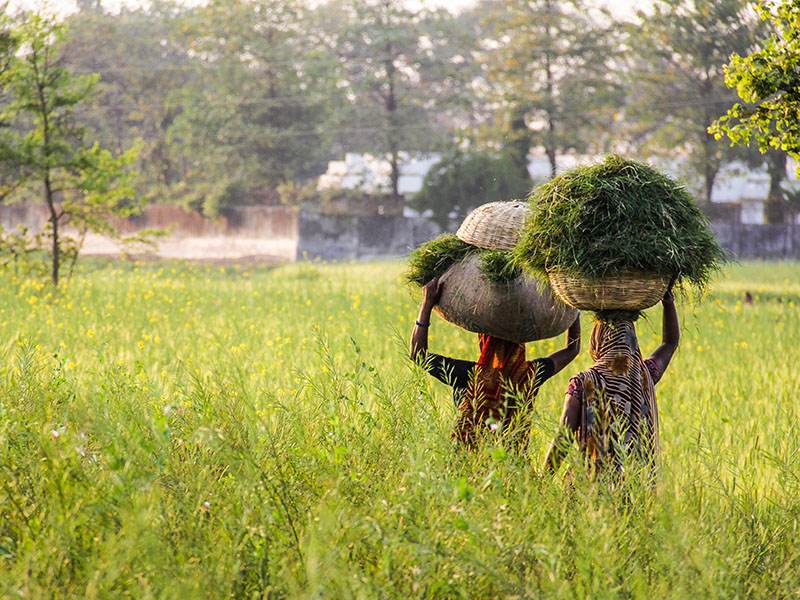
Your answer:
[1,259,799,598]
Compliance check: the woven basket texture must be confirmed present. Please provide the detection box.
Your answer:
[456,201,529,250]
[434,255,578,343]
[548,270,669,311]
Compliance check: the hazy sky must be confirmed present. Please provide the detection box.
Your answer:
[9,0,644,20]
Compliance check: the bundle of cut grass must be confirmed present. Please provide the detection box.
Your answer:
[406,203,577,343]
[406,234,522,286]
[515,154,727,309]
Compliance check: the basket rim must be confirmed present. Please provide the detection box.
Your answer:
[547,269,670,310]
[547,268,671,283]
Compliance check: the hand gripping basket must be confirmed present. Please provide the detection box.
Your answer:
[456,201,529,250]
[548,270,669,311]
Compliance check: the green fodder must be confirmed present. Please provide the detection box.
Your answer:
[405,234,474,285]
[595,308,643,324]
[515,154,727,291]
[479,250,523,284]
[406,234,521,286]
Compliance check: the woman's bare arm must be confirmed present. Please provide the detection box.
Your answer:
[647,288,679,384]
[410,278,443,361]
[546,314,581,375]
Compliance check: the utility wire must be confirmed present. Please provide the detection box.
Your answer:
[64,27,761,75]
[74,94,738,114]
[70,98,739,144]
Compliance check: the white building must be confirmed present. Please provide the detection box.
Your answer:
[318,153,800,224]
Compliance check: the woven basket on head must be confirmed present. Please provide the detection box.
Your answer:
[434,255,578,343]
[456,201,529,251]
[548,270,669,311]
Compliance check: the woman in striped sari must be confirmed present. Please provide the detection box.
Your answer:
[544,288,679,476]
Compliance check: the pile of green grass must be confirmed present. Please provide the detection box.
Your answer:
[406,234,521,285]
[515,154,727,291]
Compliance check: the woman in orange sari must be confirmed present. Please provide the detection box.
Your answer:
[410,277,581,447]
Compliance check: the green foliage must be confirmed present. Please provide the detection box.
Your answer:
[411,150,530,228]
[324,0,464,198]
[515,154,727,290]
[476,0,623,177]
[405,233,522,287]
[405,233,473,285]
[710,0,800,172]
[627,0,765,202]
[479,249,522,284]
[0,225,49,277]
[0,12,142,287]
[62,4,194,191]
[172,0,335,195]
[1,260,800,596]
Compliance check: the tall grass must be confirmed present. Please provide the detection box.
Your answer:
[1,259,799,598]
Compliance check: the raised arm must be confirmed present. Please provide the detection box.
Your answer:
[546,314,581,375]
[647,288,679,384]
[410,277,443,361]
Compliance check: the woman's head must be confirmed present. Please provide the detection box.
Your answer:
[589,319,639,362]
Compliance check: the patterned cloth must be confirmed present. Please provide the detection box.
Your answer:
[568,321,660,473]
[453,335,552,447]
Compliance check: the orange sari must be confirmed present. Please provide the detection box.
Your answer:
[453,335,550,447]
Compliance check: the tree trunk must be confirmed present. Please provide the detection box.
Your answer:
[703,160,717,206]
[764,150,787,224]
[44,174,59,287]
[543,0,557,179]
[508,104,532,184]
[385,41,400,201]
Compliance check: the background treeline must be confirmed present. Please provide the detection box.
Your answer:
[1,0,796,223]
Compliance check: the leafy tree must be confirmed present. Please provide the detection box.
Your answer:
[625,0,764,203]
[411,149,530,228]
[710,0,800,156]
[476,0,623,180]
[710,0,800,222]
[0,13,140,287]
[0,4,20,199]
[169,0,338,214]
[62,1,195,194]
[326,0,463,200]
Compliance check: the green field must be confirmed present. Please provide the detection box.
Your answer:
[1,260,799,598]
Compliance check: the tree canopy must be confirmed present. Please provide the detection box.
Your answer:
[711,0,800,162]
[0,0,790,224]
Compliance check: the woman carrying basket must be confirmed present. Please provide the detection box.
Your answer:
[544,287,679,476]
[411,277,582,448]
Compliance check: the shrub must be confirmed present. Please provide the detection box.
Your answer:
[411,150,531,229]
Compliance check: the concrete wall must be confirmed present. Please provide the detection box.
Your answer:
[0,203,299,263]
[711,222,800,259]
[296,211,440,260]
[5,202,800,262]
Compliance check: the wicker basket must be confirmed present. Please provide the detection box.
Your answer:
[456,201,529,250]
[434,255,578,343]
[548,270,669,311]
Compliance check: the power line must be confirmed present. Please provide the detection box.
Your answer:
[63,26,762,75]
[74,93,738,115]
[69,97,740,144]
